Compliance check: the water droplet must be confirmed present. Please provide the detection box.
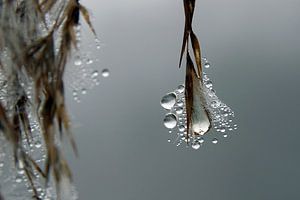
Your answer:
[163,113,177,129]
[212,138,218,144]
[95,38,101,49]
[167,139,171,143]
[199,137,204,144]
[177,85,185,93]
[101,69,110,77]
[15,175,23,183]
[176,107,184,114]
[160,93,176,110]
[72,90,78,97]
[178,125,185,132]
[205,80,213,88]
[177,100,184,107]
[91,70,99,78]
[192,141,201,150]
[74,58,82,66]
[223,134,228,138]
[81,88,87,95]
[204,62,210,68]
[35,141,42,148]
[86,59,93,65]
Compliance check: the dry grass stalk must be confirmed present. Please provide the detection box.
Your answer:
[179,0,212,143]
[0,0,95,199]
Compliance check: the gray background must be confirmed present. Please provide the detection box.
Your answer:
[66,0,300,199]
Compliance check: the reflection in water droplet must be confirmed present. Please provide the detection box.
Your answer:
[101,69,110,77]
[160,93,176,110]
[163,113,177,129]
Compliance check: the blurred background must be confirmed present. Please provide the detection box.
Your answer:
[65,0,300,199]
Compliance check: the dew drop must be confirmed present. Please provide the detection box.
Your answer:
[15,176,23,183]
[160,93,176,110]
[35,141,42,148]
[177,85,185,93]
[199,137,204,144]
[177,100,184,107]
[192,142,201,150]
[72,90,78,97]
[178,125,185,132]
[212,138,218,144]
[204,62,210,68]
[163,113,177,129]
[101,69,110,77]
[95,38,101,49]
[176,107,184,114]
[86,59,93,65]
[81,88,87,95]
[74,58,82,66]
[205,80,213,88]
[91,70,99,78]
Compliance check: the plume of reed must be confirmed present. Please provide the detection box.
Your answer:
[0,0,96,199]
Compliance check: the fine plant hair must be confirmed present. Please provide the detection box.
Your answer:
[0,0,95,199]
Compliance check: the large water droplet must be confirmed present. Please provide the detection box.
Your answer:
[163,113,177,129]
[160,93,176,110]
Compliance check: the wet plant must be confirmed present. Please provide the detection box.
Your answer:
[0,0,95,199]
[160,0,237,148]
[0,0,238,199]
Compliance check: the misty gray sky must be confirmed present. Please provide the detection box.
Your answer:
[66,1,300,199]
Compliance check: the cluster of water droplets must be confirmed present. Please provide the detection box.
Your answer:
[64,25,110,103]
[160,58,237,149]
